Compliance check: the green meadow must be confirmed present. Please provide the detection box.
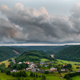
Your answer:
[72,76,80,80]
[56,59,80,71]
[1,59,80,80]
[0,71,66,80]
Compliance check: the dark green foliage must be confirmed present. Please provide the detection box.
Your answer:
[30,72,34,77]
[15,51,54,63]
[76,67,80,69]
[8,63,28,70]
[67,64,72,69]
[64,72,80,79]
[41,75,46,80]
[8,59,12,62]
[0,63,5,67]
[30,72,39,78]
[6,70,11,75]
[16,46,68,53]
[44,71,49,74]
[0,46,68,62]
[48,63,52,68]
[36,74,38,78]
[12,71,27,77]
[55,45,80,62]
[0,46,19,61]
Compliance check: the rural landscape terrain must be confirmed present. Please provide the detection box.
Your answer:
[0,0,80,80]
[0,45,80,80]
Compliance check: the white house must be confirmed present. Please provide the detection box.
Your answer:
[61,69,66,72]
[50,67,57,71]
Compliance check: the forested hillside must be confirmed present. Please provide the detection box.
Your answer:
[17,46,68,53]
[0,47,19,61]
[55,45,80,62]
[15,50,54,63]
[0,46,68,62]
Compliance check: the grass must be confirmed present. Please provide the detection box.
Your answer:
[57,59,80,65]
[1,58,80,80]
[0,71,66,80]
[72,76,80,80]
[0,73,14,80]
[26,71,66,80]
[56,59,80,72]
[0,60,10,68]
[40,58,49,62]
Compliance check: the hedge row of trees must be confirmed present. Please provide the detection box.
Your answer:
[64,72,80,79]
[8,62,28,70]
[11,72,46,80]
[12,71,27,77]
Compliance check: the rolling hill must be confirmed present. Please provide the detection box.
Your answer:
[16,46,68,53]
[15,50,54,63]
[0,46,19,61]
[0,46,68,62]
[55,45,80,62]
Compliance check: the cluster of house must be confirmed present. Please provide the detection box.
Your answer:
[11,59,70,73]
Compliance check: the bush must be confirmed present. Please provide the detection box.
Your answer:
[12,71,27,77]
[44,71,49,74]
[6,70,11,75]
[76,67,80,69]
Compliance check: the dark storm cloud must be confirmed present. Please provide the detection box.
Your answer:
[0,3,80,43]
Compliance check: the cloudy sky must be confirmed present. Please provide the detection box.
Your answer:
[0,0,80,46]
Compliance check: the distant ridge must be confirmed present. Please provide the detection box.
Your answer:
[55,45,80,62]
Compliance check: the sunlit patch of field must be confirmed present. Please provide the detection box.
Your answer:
[0,60,10,67]
[57,59,80,65]
[40,58,49,62]
[56,59,80,72]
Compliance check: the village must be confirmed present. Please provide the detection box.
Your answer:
[11,58,71,74]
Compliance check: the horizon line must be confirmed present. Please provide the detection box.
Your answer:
[0,43,80,46]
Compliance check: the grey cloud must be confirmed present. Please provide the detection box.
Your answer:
[0,3,80,43]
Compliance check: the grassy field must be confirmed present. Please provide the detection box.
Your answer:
[57,59,80,64]
[0,58,15,68]
[72,76,80,80]
[0,60,10,67]
[0,73,14,80]
[0,71,66,80]
[26,71,66,80]
[56,59,80,71]
[0,59,80,80]
[40,58,49,62]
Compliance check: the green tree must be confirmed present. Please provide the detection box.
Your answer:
[44,71,49,74]
[17,65,21,70]
[41,75,46,80]
[36,74,38,78]
[67,64,72,69]
[6,70,11,75]
[30,72,34,77]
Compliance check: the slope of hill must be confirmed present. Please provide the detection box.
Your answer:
[0,46,69,62]
[0,46,19,61]
[55,45,80,62]
[17,46,68,53]
[15,50,54,63]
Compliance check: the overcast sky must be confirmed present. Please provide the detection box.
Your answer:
[0,0,80,46]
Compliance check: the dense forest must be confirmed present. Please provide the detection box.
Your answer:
[55,45,80,62]
[16,46,68,53]
[0,47,19,61]
[0,46,68,62]
[15,50,54,63]
[0,46,27,61]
